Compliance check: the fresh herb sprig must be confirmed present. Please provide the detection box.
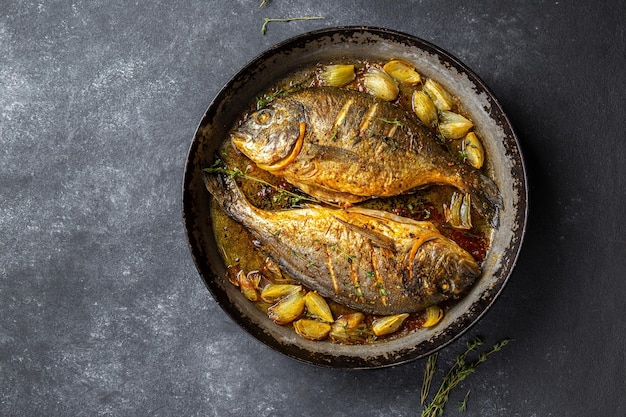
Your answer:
[255,89,286,109]
[421,352,439,405]
[378,117,405,127]
[261,16,324,35]
[203,160,322,207]
[420,337,511,417]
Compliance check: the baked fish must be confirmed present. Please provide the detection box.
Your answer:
[232,87,503,227]
[204,172,480,315]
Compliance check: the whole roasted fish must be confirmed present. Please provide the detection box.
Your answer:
[204,172,480,315]
[232,87,503,227]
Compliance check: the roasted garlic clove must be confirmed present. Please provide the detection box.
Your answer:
[383,60,422,85]
[329,313,370,344]
[319,64,356,87]
[463,131,485,169]
[362,67,399,101]
[304,291,334,323]
[422,305,444,328]
[293,319,332,341]
[423,79,455,111]
[261,283,302,303]
[267,287,306,325]
[438,111,474,139]
[443,192,472,230]
[412,90,438,127]
[371,313,410,337]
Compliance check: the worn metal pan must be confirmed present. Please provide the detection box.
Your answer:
[182,26,527,368]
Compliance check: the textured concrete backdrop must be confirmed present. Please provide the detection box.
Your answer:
[1,1,625,416]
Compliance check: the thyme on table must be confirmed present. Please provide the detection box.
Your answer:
[261,16,324,35]
[420,337,511,417]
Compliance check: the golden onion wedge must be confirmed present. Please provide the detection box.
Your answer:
[422,306,444,328]
[412,90,438,127]
[262,257,284,281]
[443,192,472,230]
[293,319,332,341]
[372,313,410,337]
[267,287,306,325]
[238,270,261,302]
[438,111,474,139]
[226,264,241,287]
[383,60,422,85]
[319,64,356,87]
[362,67,399,101]
[423,78,455,111]
[260,283,302,303]
[463,131,485,169]
[304,291,334,323]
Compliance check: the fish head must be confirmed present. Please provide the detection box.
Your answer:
[231,99,306,166]
[409,238,480,301]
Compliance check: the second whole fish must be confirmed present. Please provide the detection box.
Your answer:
[204,172,480,315]
[232,87,503,227]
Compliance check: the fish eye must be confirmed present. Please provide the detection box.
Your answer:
[254,109,273,126]
[439,280,455,294]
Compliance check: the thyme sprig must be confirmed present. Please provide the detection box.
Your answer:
[421,352,438,405]
[255,89,286,109]
[203,160,322,207]
[420,337,511,417]
[261,16,324,35]
[378,117,405,127]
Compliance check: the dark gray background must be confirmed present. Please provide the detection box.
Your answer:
[1,1,624,416]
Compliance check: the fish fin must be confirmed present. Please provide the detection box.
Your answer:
[332,216,397,252]
[467,171,503,228]
[294,182,367,206]
[344,207,439,229]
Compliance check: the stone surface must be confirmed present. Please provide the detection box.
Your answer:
[1,1,625,416]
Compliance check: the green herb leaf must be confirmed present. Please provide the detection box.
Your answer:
[421,352,438,405]
[458,390,471,412]
[378,117,404,127]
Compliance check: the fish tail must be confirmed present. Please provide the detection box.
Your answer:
[468,171,503,228]
[202,170,254,223]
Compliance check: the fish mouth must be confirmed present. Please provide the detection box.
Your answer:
[231,132,250,151]
[231,131,265,163]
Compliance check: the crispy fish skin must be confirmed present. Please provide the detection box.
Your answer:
[204,172,480,315]
[232,87,503,227]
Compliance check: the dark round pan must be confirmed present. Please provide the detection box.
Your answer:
[182,26,527,368]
